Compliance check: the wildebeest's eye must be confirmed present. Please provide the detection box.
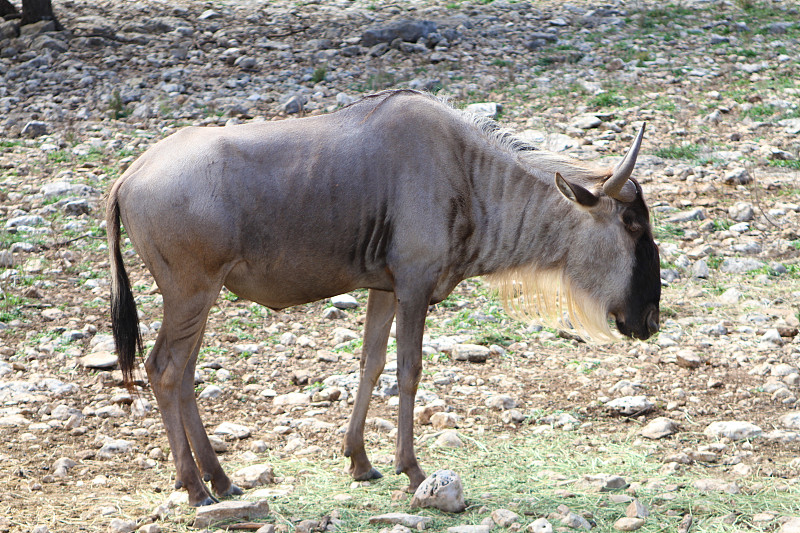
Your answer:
[621,210,642,234]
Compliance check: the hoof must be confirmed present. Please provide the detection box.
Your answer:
[218,483,243,498]
[191,495,219,507]
[353,467,383,481]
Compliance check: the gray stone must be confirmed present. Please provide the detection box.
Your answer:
[332,327,359,344]
[626,499,649,519]
[571,114,602,129]
[368,513,432,529]
[484,394,515,410]
[693,478,740,494]
[704,421,762,440]
[641,417,678,439]
[723,168,752,185]
[20,20,55,36]
[411,469,466,513]
[231,463,274,489]
[447,527,490,533]
[606,396,654,416]
[676,350,703,369]
[668,208,705,223]
[21,121,49,138]
[273,392,311,407]
[728,202,754,222]
[779,118,800,135]
[79,351,118,369]
[492,509,521,527]
[98,438,133,458]
[361,20,437,47]
[561,511,592,530]
[107,518,137,533]
[214,421,251,439]
[199,385,223,400]
[5,216,46,229]
[63,199,90,216]
[454,344,489,363]
[43,181,101,199]
[720,258,763,274]
[282,95,305,114]
[331,294,359,309]
[198,9,220,20]
[193,500,270,529]
[614,517,645,531]
[0,20,19,40]
[465,102,501,118]
[434,430,463,448]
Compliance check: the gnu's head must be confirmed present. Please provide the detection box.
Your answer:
[554,124,661,341]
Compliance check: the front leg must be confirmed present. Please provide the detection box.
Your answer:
[343,289,396,481]
[393,284,431,490]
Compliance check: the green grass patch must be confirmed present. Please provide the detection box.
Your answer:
[741,104,777,119]
[588,92,624,109]
[654,223,685,241]
[769,160,800,170]
[163,431,800,532]
[652,144,702,160]
[0,293,30,323]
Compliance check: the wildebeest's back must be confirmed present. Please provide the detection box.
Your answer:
[117,91,475,309]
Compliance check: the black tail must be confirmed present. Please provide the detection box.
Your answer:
[107,193,143,388]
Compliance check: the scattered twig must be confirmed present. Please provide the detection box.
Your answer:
[745,162,780,229]
[37,232,99,251]
[222,523,270,531]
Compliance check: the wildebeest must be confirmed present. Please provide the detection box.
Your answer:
[107,89,660,506]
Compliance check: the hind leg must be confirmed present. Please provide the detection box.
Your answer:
[179,321,242,498]
[146,287,222,506]
[343,289,396,481]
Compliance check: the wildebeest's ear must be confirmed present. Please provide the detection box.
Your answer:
[555,172,600,208]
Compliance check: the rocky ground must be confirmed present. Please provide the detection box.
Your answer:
[1,0,800,531]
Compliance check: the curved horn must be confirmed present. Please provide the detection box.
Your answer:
[603,123,645,202]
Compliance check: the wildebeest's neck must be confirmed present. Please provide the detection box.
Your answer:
[454,144,584,279]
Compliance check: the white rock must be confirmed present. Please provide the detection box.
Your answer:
[193,500,270,529]
[453,344,489,363]
[693,478,740,494]
[430,412,459,430]
[528,518,553,533]
[411,469,466,513]
[214,422,252,439]
[107,518,136,533]
[492,509,520,527]
[780,412,800,430]
[779,518,800,533]
[435,430,463,448]
[98,438,133,458]
[273,392,311,407]
[571,114,602,129]
[614,517,645,531]
[332,327,359,344]
[704,421,762,440]
[465,102,500,118]
[199,385,223,400]
[331,294,359,309]
[605,396,654,416]
[484,394,516,410]
[232,463,274,489]
[368,513,432,529]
